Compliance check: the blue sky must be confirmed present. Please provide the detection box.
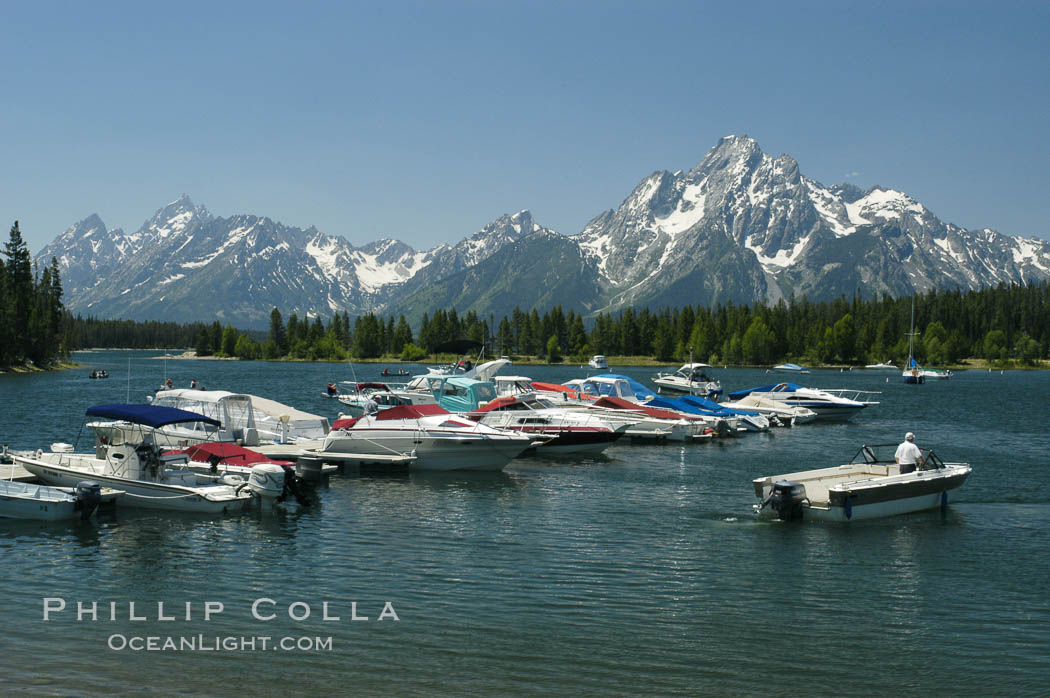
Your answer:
[2,0,1048,254]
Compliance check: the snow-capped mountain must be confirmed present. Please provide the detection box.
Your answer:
[35,137,1050,328]
[574,135,1050,309]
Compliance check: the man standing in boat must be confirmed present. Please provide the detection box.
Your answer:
[895,432,925,474]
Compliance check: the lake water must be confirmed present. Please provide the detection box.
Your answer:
[3,352,1049,695]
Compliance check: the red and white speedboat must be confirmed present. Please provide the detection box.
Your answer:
[320,404,534,471]
[467,394,623,456]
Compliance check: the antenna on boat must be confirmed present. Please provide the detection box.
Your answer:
[126,352,131,403]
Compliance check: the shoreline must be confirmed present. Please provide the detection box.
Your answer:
[107,350,1050,371]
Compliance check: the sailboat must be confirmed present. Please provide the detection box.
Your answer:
[902,299,924,384]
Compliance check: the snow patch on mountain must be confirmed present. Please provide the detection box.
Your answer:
[654,183,707,236]
[746,232,811,269]
[351,248,431,292]
[804,180,854,237]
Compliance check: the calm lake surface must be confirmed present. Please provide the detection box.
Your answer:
[3,351,1049,695]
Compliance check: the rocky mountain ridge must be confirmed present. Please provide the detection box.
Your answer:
[36,136,1050,328]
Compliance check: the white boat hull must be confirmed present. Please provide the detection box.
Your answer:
[320,431,529,471]
[16,455,251,514]
[0,481,79,521]
[799,490,954,522]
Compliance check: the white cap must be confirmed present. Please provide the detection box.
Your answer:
[905,432,915,441]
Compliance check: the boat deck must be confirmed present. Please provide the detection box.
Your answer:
[754,463,896,505]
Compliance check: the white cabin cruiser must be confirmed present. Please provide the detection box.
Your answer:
[15,404,254,514]
[588,355,609,370]
[726,383,878,421]
[753,444,971,522]
[467,394,623,455]
[652,363,722,398]
[320,404,534,471]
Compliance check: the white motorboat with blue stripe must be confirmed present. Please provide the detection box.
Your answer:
[726,383,878,421]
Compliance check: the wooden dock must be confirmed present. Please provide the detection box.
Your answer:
[0,457,37,482]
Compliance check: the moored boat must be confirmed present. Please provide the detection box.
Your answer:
[652,363,722,398]
[726,383,878,421]
[0,479,122,521]
[14,404,254,514]
[467,394,623,455]
[753,443,971,521]
[320,404,534,471]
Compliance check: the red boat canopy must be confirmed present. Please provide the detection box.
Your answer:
[333,403,449,430]
[179,442,293,466]
[354,382,390,392]
[593,396,695,421]
[469,395,520,414]
[530,382,596,401]
[376,404,448,420]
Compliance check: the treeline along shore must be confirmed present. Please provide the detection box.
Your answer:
[64,283,1050,370]
[4,217,1050,371]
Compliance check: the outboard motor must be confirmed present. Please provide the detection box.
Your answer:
[769,480,807,521]
[279,464,311,507]
[75,481,103,519]
[247,464,286,499]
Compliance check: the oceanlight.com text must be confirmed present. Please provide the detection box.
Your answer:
[107,634,334,652]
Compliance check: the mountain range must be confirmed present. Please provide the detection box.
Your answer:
[36,135,1050,329]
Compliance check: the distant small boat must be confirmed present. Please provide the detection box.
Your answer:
[89,370,109,379]
[772,363,810,374]
[588,355,608,370]
[864,361,897,370]
[903,299,925,384]
[652,363,722,398]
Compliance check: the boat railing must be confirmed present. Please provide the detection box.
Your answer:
[821,388,881,404]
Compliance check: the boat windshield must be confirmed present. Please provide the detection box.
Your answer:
[850,444,947,469]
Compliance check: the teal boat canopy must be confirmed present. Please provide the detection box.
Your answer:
[430,376,498,412]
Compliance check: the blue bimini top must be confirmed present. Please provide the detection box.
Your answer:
[85,403,222,428]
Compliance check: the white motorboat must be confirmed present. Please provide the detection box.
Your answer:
[921,368,953,380]
[14,404,254,514]
[467,394,623,455]
[588,355,609,370]
[753,443,971,521]
[772,363,810,374]
[0,479,122,521]
[652,363,722,398]
[319,404,534,471]
[725,383,878,421]
[336,381,400,416]
[864,361,897,370]
[718,394,818,425]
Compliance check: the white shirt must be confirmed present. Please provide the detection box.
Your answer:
[895,441,922,465]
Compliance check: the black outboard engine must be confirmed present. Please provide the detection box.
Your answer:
[278,464,311,507]
[75,481,103,519]
[769,480,807,521]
